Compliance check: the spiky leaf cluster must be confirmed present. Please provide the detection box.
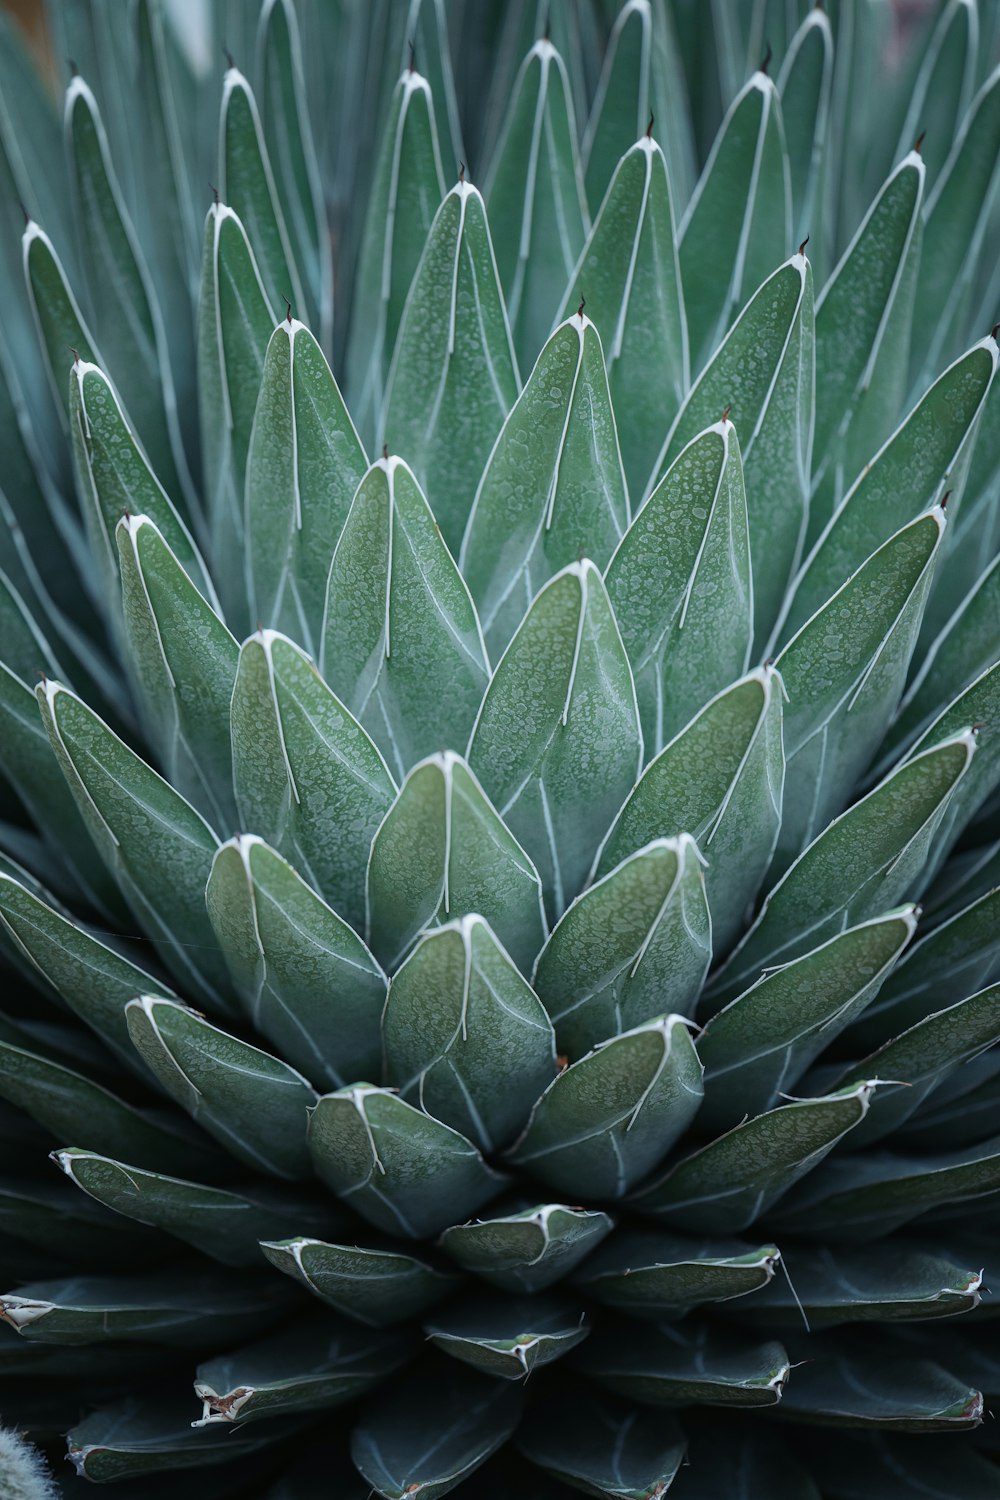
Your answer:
[0,2,999,1496]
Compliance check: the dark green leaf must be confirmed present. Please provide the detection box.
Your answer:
[574,1229,780,1315]
[576,1322,789,1408]
[778,1348,982,1431]
[811,1430,1000,1500]
[260,1237,457,1327]
[67,1394,301,1481]
[426,1294,588,1380]
[517,1388,686,1500]
[439,1202,613,1294]
[582,0,652,209]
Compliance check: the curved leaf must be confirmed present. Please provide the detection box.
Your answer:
[260,1237,457,1327]
[439,1203,613,1295]
[426,1294,588,1380]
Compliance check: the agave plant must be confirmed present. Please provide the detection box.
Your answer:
[0,0,999,1495]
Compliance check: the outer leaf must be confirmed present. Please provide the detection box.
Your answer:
[698,910,917,1132]
[260,1237,457,1327]
[893,0,978,188]
[811,1430,1000,1500]
[560,132,688,498]
[809,153,924,536]
[194,1318,409,1425]
[594,669,784,954]
[486,38,589,374]
[350,1362,523,1500]
[582,0,652,209]
[678,70,791,372]
[778,1350,982,1432]
[576,1323,790,1409]
[383,915,556,1153]
[505,1016,703,1200]
[116,514,238,832]
[658,1420,817,1498]
[321,457,489,780]
[65,77,193,511]
[779,336,998,644]
[196,202,275,629]
[230,630,396,933]
[218,67,305,325]
[344,68,445,448]
[54,1149,341,1269]
[771,509,944,865]
[630,1083,877,1232]
[125,996,317,1180]
[35,681,232,1011]
[22,220,98,423]
[66,1395,300,1481]
[710,731,976,1003]
[650,252,814,644]
[245,316,368,658]
[778,7,834,286]
[516,1389,686,1500]
[426,1294,588,1380]
[605,418,751,753]
[461,322,629,664]
[309,1086,506,1239]
[366,753,547,975]
[532,836,711,1059]
[468,562,642,923]
[439,1203,613,1294]
[574,1230,780,1315]
[382,178,519,554]
[206,835,386,1090]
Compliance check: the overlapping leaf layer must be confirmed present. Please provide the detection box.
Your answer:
[0,2,999,1496]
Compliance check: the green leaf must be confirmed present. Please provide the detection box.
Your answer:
[846,887,1000,1050]
[194,1317,410,1426]
[574,1229,780,1315]
[819,982,1000,1149]
[486,38,589,375]
[779,337,997,644]
[659,1420,818,1498]
[734,1244,983,1328]
[771,509,944,867]
[309,1086,507,1239]
[505,1015,703,1199]
[22,219,98,421]
[698,910,917,1133]
[35,681,232,1011]
[460,321,629,664]
[0,1040,220,1178]
[382,178,520,555]
[383,915,556,1153]
[605,417,751,753]
[894,0,978,190]
[69,361,215,620]
[0,1174,157,1270]
[257,0,332,349]
[0,1267,289,1347]
[532,835,710,1059]
[810,1430,1000,1500]
[468,562,641,923]
[66,1394,301,1482]
[206,835,386,1090]
[630,1083,876,1232]
[560,132,687,499]
[766,1133,1000,1241]
[116,514,238,833]
[350,1361,523,1500]
[125,996,317,1180]
[54,1147,342,1269]
[196,202,275,630]
[778,1348,982,1431]
[426,1295,588,1380]
[230,630,396,934]
[594,669,784,954]
[260,1237,457,1327]
[64,77,194,512]
[366,753,546,975]
[651,253,814,645]
[576,1322,789,1409]
[344,67,445,449]
[911,61,1000,384]
[321,457,489,780]
[439,1203,613,1294]
[245,317,368,658]
[0,873,161,1076]
[809,153,924,540]
[582,0,652,210]
[778,8,834,287]
[678,70,791,373]
[517,1389,686,1500]
[219,66,305,326]
[710,732,976,1004]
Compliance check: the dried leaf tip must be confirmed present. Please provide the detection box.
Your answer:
[69,346,79,366]
[283,295,293,324]
[577,295,586,322]
[646,111,655,139]
[760,42,772,77]
[458,161,465,184]
[543,16,551,42]
[17,200,28,228]
[991,323,999,342]
[383,443,389,461]
[408,37,416,73]
[721,404,732,424]
[798,235,810,257]
[222,44,235,70]
[210,182,219,207]
[914,130,926,155]
[940,489,952,511]
[67,57,78,78]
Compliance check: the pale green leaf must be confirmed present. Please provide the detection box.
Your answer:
[582,0,652,210]
[778,8,833,287]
